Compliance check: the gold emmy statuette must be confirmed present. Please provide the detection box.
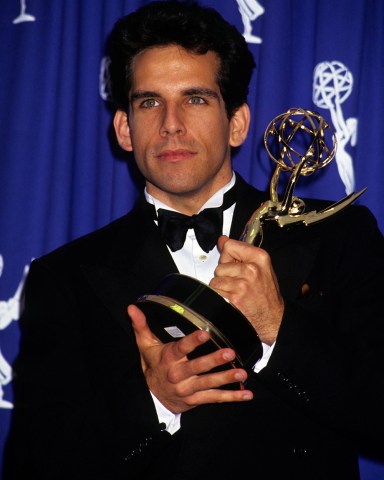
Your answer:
[136,108,365,376]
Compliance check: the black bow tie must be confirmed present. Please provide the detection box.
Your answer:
[156,185,237,253]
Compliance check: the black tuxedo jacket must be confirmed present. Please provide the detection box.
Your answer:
[4,175,384,480]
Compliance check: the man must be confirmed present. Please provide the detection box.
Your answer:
[3,2,384,479]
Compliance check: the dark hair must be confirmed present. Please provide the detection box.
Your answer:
[108,0,255,118]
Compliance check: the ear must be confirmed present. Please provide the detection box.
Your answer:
[229,103,251,148]
[113,110,133,152]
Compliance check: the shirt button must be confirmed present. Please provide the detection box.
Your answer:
[198,255,207,262]
[293,447,309,456]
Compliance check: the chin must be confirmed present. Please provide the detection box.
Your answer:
[158,175,203,195]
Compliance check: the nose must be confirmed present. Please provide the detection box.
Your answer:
[159,104,186,137]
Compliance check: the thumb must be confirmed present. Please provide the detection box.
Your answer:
[127,304,161,347]
[217,235,230,259]
[217,235,243,264]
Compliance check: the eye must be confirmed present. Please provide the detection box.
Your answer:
[188,96,206,105]
[140,98,160,108]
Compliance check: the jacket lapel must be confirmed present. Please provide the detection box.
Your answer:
[81,197,178,337]
[265,228,321,300]
[230,175,321,301]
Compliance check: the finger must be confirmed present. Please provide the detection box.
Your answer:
[166,329,212,362]
[183,381,254,407]
[185,366,249,393]
[203,367,248,390]
[213,261,245,280]
[218,237,268,265]
[166,355,254,403]
[193,387,254,404]
[168,346,237,383]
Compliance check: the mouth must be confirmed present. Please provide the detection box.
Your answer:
[155,149,197,162]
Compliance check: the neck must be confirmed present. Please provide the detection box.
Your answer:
[146,173,236,215]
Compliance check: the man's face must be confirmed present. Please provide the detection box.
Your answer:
[114,45,249,213]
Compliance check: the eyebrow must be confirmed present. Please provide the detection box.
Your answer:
[183,88,220,99]
[130,91,160,102]
[130,87,220,103]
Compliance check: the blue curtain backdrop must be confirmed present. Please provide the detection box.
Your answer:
[0,0,383,477]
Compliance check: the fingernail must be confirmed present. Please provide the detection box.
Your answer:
[242,392,253,400]
[222,350,234,361]
[198,331,209,342]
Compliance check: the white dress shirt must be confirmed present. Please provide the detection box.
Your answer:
[144,173,275,434]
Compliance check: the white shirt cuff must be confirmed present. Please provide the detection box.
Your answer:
[150,391,181,435]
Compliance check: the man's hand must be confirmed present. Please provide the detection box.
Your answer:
[209,236,284,345]
[128,304,253,414]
